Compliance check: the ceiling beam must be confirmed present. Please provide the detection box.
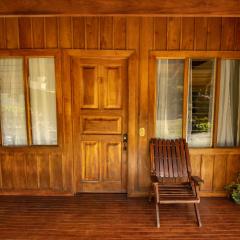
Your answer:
[0,0,240,17]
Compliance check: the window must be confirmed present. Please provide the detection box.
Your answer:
[156,59,184,139]
[0,55,58,146]
[187,59,216,147]
[217,59,240,147]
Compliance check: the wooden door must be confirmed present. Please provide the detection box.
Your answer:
[71,57,128,192]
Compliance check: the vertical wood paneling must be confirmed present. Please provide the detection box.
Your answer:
[1,154,13,189]
[126,17,140,194]
[221,18,235,50]
[5,17,19,49]
[235,18,240,50]
[207,18,222,50]
[167,17,181,50]
[213,155,227,191]
[59,17,72,48]
[25,154,38,189]
[154,17,167,50]
[72,17,85,49]
[190,155,201,177]
[181,17,195,50]
[0,18,6,49]
[45,17,58,48]
[32,17,45,48]
[38,154,50,189]
[50,154,63,190]
[201,155,214,192]
[194,17,208,50]
[100,17,113,49]
[12,153,26,189]
[19,17,32,48]
[226,155,240,184]
[86,17,99,49]
[113,17,126,49]
[138,17,153,190]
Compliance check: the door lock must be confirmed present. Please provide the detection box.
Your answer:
[123,133,128,151]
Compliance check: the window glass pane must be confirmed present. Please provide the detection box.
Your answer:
[0,58,27,146]
[217,59,240,147]
[29,57,57,145]
[155,59,184,139]
[187,59,215,147]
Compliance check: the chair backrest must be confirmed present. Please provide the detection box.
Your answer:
[150,139,192,181]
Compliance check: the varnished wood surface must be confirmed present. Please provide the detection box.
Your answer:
[1,0,240,16]
[0,17,240,196]
[0,194,239,239]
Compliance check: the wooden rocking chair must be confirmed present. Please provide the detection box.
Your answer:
[149,138,203,228]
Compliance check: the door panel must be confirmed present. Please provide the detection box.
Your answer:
[72,57,128,193]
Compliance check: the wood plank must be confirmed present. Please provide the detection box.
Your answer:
[235,18,240,50]
[181,17,195,50]
[12,153,26,189]
[153,17,167,50]
[1,0,240,16]
[38,154,50,189]
[0,18,6,48]
[194,17,208,50]
[138,17,153,190]
[72,17,85,49]
[200,155,214,192]
[113,17,126,49]
[59,17,72,48]
[86,17,99,49]
[50,153,63,190]
[45,17,58,48]
[100,17,113,49]
[213,155,227,191]
[19,17,32,48]
[126,17,140,195]
[221,17,235,50]
[167,17,181,50]
[207,17,222,50]
[1,154,13,189]
[32,17,44,48]
[190,154,201,177]
[5,17,19,49]
[25,153,38,189]
[226,155,240,184]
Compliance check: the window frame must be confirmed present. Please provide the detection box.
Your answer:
[149,51,240,150]
[0,50,62,149]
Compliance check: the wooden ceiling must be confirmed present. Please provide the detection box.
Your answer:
[0,0,240,16]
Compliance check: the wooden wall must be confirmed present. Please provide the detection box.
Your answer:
[0,16,240,196]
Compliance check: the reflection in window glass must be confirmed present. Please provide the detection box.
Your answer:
[0,58,28,146]
[217,59,240,147]
[29,57,57,145]
[187,59,215,147]
[156,59,184,139]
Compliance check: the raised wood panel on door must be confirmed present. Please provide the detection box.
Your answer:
[71,56,127,193]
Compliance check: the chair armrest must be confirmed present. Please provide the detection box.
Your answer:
[191,176,204,186]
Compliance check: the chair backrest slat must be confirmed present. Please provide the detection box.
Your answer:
[150,138,191,181]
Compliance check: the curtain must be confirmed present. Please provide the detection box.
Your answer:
[217,60,240,146]
[29,57,57,145]
[156,59,184,139]
[0,58,27,146]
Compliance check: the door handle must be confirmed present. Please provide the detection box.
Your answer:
[123,133,128,151]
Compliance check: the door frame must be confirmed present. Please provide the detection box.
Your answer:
[63,50,137,195]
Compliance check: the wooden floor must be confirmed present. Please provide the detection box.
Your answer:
[0,194,239,240]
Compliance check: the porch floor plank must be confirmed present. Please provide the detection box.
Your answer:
[0,194,239,239]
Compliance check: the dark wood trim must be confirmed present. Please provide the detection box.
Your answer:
[1,0,240,16]
[183,58,189,139]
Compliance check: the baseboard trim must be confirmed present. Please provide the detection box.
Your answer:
[0,190,73,196]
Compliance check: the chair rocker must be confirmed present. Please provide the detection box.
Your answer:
[149,138,203,228]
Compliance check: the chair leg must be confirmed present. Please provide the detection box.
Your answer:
[149,184,153,202]
[156,203,160,228]
[194,203,202,227]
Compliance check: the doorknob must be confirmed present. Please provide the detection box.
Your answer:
[123,133,128,151]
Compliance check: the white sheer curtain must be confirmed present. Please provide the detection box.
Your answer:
[29,57,57,145]
[217,60,240,146]
[0,58,27,146]
[156,59,184,139]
